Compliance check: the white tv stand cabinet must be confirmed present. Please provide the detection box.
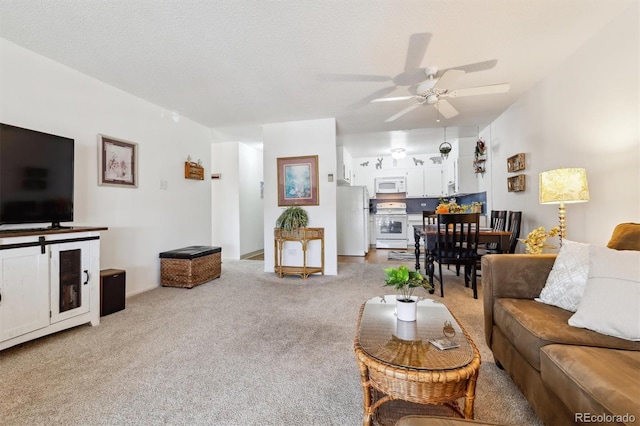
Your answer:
[0,227,107,351]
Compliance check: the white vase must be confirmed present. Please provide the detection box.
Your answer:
[396,318,418,340]
[396,297,417,322]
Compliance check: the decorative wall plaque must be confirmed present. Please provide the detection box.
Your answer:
[507,153,526,172]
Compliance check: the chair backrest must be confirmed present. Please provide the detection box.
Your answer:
[487,210,507,250]
[490,210,507,231]
[422,210,436,227]
[507,211,522,253]
[435,213,480,261]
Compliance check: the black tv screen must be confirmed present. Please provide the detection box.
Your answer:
[0,123,74,227]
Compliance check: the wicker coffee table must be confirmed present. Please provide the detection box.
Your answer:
[354,296,481,426]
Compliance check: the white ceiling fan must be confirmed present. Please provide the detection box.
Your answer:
[371,66,510,122]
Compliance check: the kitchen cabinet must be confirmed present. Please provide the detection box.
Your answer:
[423,167,445,197]
[405,169,424,197]
[354,165,376,196]
[0,228,104,351]
[404,167,445,197]
[337,147,353,185]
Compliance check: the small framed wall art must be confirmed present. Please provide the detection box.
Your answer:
[277,155,319,206]
[98,135,138,187]
[507,174,526,192]
[507,153,526,172]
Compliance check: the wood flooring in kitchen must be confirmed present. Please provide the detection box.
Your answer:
[245,247,415,265]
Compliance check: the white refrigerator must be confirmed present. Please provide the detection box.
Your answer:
[337,185,370,256]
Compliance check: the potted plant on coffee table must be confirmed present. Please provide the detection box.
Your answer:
[384,265,432,322]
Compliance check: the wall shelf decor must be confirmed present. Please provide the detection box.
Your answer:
[185,161,204,180]
[507,174,526,192]
[507,153,526,172]
[474,138,487,176]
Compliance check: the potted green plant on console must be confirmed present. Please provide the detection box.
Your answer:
[384,265,432,321]
[276,205,308,233]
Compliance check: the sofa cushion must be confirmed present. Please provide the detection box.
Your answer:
[607,222,640,251]
[541,345,640,424]
[536,239,589,312]
[569,245,640,341]
[493,298,640,371]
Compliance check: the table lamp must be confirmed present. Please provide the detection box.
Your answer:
[539,168,589,247]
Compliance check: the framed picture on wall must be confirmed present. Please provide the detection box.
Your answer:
[98,134,138,187]
[277,155,319,206]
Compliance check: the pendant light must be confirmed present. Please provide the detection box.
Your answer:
[439,127,451,159]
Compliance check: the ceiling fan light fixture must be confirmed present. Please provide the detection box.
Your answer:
[391,148,406,159]
[426,94,439,104]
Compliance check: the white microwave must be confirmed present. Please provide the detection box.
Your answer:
[375,176,406,194]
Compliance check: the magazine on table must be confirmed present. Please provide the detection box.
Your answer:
[429,337,460,350]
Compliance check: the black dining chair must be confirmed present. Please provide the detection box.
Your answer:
[507,211,522,253]
[485,210,507,252]
[476,210,509,275]
[422,210,436,227]
[434,213,480,299]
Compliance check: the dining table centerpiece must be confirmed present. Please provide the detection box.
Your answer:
[436,197,471,214]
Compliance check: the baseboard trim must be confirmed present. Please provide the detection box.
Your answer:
[241,249,264,260]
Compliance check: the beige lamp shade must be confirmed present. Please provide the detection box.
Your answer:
[539,168,590,204]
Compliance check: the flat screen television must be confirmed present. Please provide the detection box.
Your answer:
[0,123,74,228]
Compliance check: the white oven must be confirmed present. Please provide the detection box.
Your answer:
[375,202,408,249]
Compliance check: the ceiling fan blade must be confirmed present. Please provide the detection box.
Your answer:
[447,83,511,98]
[404,33,432,72]
[385,104,422,122]
[348,86,398,109]
[434,70,465,89]
[371,95,416,103]
[435,100,458,119]
[318,73,392,82]
[439,59,498,75]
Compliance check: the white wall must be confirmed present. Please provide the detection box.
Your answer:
[210,141,264,259]
[1,39,213,295]
[486,2,639,247]
[238,143,264,257]
[263,118,337,275]
[211,142,241,258]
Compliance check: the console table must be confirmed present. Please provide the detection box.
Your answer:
[0,226,107,351]
[274,227,324,279]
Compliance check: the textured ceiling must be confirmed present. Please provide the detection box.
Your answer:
[0,0,633,157]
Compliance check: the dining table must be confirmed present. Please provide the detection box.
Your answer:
[413,224,512,293]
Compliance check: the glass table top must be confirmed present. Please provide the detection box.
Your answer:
[357,296,475,370]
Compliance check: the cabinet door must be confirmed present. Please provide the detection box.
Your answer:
[405,169,423,197]
[353,165,376,196]
[0,247,50,342]
[50,241,91,323]
[424,167,444,196]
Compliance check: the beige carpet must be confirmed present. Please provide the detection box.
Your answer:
[0,260,541,426]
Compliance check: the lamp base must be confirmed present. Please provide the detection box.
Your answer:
[558,202,566,247]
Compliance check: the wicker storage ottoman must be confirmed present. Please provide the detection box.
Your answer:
[159,246,221,288]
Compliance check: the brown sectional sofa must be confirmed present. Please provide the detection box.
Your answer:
[482,227,640,425]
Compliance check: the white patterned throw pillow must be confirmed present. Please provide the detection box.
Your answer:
[536,240,590,312]
[569,245,640,341]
